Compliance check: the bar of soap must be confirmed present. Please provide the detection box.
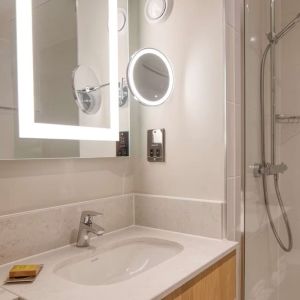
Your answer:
[9,265,42,278]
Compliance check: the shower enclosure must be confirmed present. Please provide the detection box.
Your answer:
[244,0,300,299]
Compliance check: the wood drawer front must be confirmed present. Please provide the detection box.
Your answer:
[163,251,236,300]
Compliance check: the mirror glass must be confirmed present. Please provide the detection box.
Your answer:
[0,0,130,159]
[127,48,173,106]
[73,65,103,116]
[17,0,118,141]
[33,0,79,127]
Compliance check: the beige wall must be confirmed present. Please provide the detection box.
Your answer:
[132,0,226,201]
[0,158,133,216]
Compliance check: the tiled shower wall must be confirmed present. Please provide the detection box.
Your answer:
[225,0,243,244]
[243,1,281,299]
[273,0,300,299]
[225,1,243,299]
[243,1,300,300]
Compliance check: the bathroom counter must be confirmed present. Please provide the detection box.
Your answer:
[0,287,19,300]
[0,226,237,300]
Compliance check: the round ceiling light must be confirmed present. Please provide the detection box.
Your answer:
[144,0,173,23]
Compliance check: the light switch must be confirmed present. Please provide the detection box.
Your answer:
[116,131,129,156]
[147,129,165,162]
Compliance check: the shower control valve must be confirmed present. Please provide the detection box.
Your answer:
[251,162,288,177]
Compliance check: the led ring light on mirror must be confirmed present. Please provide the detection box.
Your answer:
[127,48,174,106]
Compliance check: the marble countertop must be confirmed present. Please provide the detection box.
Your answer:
[0,226,237,300]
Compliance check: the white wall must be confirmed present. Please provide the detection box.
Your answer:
[132,0,226,202]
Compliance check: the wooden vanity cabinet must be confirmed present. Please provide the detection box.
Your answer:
[163,251,236,300]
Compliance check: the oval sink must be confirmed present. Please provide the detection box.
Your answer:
[54,237,183,285]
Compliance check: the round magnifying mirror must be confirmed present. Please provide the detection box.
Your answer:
[127,48,174,106]
[72,65,102,114]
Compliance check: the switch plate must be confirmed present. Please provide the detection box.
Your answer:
[116,131,129,156]
[147,129,165,162]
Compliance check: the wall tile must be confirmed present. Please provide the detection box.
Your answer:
[0,194,134,265]
[235,104,242,176]
[225,4,243,299]
[225,0,235,27]
[225,0,243,246]
[226,177,236,240]
[0,158,133,216]
[227,101,236,178]
[234,0,243,33]
[235,31,242,104]
[226,24,236,103]
[135,194,224,239]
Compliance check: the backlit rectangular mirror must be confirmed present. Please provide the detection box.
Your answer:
[16,0,118,141]
[0,0,130,159]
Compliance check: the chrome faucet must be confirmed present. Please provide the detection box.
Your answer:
[76,211,104,247]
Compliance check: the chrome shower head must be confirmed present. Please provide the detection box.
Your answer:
[274,13,300,42]
[295,13,300,23]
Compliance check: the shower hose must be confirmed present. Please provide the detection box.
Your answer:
[259,44,293,252]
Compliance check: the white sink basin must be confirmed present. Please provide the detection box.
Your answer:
[54,237,183,286]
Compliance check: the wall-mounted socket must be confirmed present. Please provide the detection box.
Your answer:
[147,129,165,162]
[116,131,129,156]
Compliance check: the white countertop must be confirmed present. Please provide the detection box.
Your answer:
[0,226,237,300]
[0,287,19,300]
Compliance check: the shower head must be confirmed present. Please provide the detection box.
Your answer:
[294,13,300,24]
[273,13,300,42]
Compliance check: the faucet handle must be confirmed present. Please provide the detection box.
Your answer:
[80,211,102,225]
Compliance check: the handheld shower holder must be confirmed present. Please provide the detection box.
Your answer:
[252,162,288,177]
